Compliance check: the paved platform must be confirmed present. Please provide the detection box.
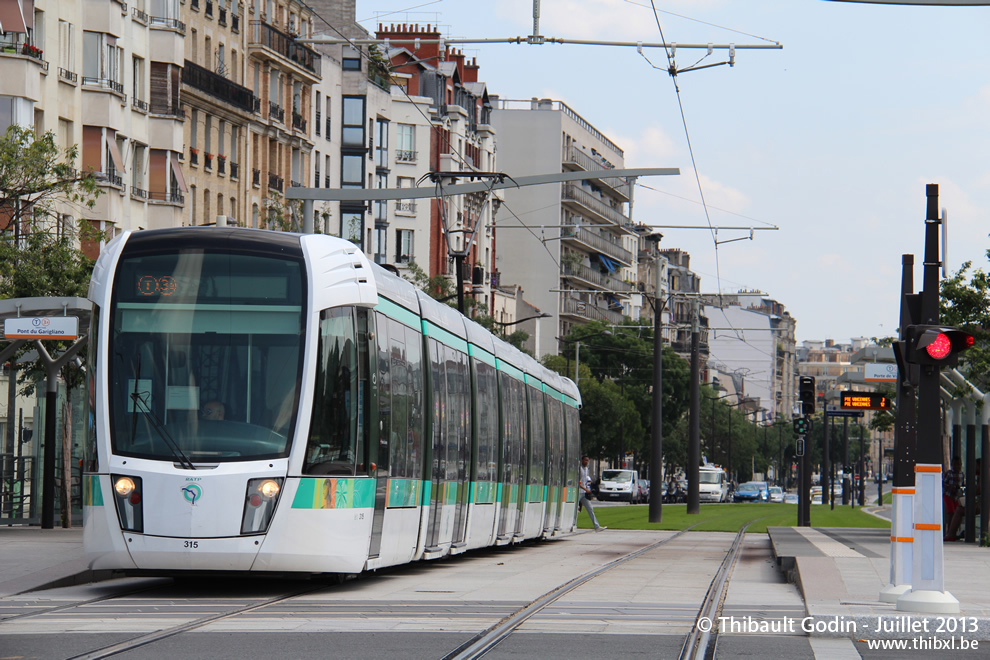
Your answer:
[0,526,111,598]
[768,525,990,642]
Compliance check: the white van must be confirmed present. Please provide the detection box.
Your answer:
[598,469,641,503]
[698,464,729,503]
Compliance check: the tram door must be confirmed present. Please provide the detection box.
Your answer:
[544,398,564,534]
[449,349,469,546]
[425,340,445,549]
[369,312,389,559]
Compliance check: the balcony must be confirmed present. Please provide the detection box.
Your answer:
[395,150,417,163]
[230,162,239,179]
[131,97,149,112]
[249,21,320,81]
[148,189,184,204]
[292,111,306,132]
[182,60,258,113]
[219,8,227,26]
[561,224,633,266]
[232,13,240,32]
[204,154,213,170]
[560,297,624,325]
[563,146,632,201]
[561,261,635,293]
[395,201,417,214]
[324,174,330,188]
[325,118,331,138]
[268,173,283,192]
[148,16,186,33]
[189,148,199,165]
[131,7,149,24]
[131,187,148,200]
[58,67,77,83]
[217,156,226,175]
[315,111,321,136]
[253,168,261,187]
[82,77,124,95]
[149,102,184,118]
[561,182,632,230]
[205,0,213,17]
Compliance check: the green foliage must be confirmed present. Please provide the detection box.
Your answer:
[0,125,100,235]
[0,125,101,394]
[940,260,990,391]
[402,261,456,302]
[577,501,890,532]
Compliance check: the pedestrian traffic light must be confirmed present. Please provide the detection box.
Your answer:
[793,417,811,436]
[799,376,816,415]
[906,325,975,367]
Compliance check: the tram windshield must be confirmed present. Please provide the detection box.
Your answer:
[108,249,305,463]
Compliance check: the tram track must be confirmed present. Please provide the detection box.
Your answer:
[442,523,752,660]
[1,526,756,659]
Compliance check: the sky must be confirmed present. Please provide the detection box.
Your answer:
[352,0,990,345]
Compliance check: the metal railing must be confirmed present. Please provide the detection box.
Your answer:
[148,189,184,203]
[292,112,306,132]
[217,157,226,175]
[250,20,319,76]
[182,60,257,113]
[82,77,124,94]
[131,7,149,23]
[189,148,199,165]
[395,149,417,163]
[269,101,284,123]
[230,162,239,179]
[205,0,213,17]
[561,296,625,324]
[149,102,184,118]
[268,173,283,192]
[315,111,321,135]
[561,261,635,293]
[131,97,149,112]
[253,168,261,186]
[561,182,631,228]
[561,225,633,264]
[131,187,147,199]
[563,146,631,198]
[325,118,331,138]
[395,200,417,213]
[148,16,186,33]
[58,67,77,83]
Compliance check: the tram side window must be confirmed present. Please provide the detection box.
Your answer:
[474,359,497,483]
[528,385,546,493]
[382,317,423,481]
[499,372,525,487]
[445,346,469,484]
[304,307,362,475]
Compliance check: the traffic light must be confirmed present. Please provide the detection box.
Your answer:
[793,417,811,436]
[799,376,816,415]
[906,325,975,367]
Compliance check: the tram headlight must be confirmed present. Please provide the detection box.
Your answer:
[110,474,144,533]
[241,477,284,535]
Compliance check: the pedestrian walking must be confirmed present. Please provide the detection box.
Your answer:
[580,456,606,532]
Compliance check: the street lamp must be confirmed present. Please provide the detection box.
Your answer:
[490,312,550,328]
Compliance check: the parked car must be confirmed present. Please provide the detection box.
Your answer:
[768,486,784,503]
[733,481,770,502]
[783,492,799,504]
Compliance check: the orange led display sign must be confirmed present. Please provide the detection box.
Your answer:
[840,392,891,411]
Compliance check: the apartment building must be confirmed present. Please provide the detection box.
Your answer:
[181,0,318,229]
[490,98,638,358]
[0,0,188,253]
[703,290,797,423]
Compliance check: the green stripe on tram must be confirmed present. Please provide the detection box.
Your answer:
[375,297,421,329]
[562,394,580,408]
[83,475,104,507]
[468,344,497,367]
[496,359,525,382]
[473,481,496,504]
[386,479,422,507]
[422,321,469,352]
[292,478,376,509]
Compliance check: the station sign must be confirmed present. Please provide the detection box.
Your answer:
[3,316,79,340]
[839,391,891,411]
[864,363,897,382]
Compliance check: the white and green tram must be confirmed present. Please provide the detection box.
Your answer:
[83,227,582,575]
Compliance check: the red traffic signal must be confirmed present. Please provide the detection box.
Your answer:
[907,325,975,367]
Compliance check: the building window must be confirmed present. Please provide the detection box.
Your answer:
[342,96,364,147]
[341,154,363,189]
[341,210,363,247]
[373,224,387,264]
[375,119,388,169]
[396,124,415,162]
[82,31,123,91]
[375,173,387,221]
[396,229,413,264]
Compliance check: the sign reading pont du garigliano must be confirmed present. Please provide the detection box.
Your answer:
[3,316,79,340]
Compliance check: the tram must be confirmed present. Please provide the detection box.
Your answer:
[82,227,582,574]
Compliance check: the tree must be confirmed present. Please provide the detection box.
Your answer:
[940,259,990,391]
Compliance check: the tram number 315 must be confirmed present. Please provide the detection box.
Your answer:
[184,540,200,549]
